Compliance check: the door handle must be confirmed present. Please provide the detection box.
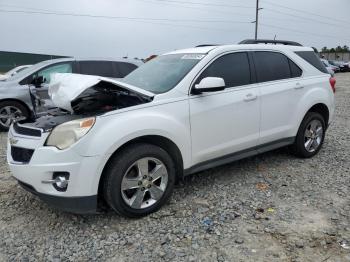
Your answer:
[244,93,257,102]
[294,83,304,89]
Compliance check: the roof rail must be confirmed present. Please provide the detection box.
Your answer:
[195,44,218,47]
[239,39,303,46]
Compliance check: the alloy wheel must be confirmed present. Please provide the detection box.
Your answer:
[121,157,168,209]
[304,119,323,153]
[0,106,23,128]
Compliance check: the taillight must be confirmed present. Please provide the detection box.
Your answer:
[329,77,336,93]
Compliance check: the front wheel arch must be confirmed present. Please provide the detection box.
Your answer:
[97,135,184,203]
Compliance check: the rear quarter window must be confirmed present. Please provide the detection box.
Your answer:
[295,51,328,74]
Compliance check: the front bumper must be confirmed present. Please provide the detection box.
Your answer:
[7,125,104,214]
[17,180,97,214]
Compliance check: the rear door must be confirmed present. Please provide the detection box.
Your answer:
[189,52,260,165]
[253,51,304,146]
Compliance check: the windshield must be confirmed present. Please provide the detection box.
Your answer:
[122,53,204,94]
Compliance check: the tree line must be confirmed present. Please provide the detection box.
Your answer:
[321,45,350,53]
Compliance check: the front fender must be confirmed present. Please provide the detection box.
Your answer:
[73,98,191,168]
[72,100,191,195]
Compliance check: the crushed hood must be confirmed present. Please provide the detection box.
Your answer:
[49,73,154,113]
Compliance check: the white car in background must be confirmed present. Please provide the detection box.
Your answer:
[321,59,336,76]
[7,40,335,217]
[0,65,32,81]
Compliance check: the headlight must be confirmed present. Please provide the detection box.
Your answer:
[46,117,95,150]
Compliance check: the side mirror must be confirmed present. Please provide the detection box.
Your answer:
[31,76,45,87]
[193,77,226,94]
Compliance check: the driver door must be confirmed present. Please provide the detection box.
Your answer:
[189,52,260,166]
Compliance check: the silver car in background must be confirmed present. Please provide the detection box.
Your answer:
[0,58,141,131]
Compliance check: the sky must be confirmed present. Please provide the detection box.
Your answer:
[0,0,349,59]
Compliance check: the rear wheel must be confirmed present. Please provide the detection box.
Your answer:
[0,101,29,131]
[291,112,326,158]
[103,143,176,217]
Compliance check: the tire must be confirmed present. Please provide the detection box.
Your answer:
[103,143,176,218]
[291,112,326,158]
[0,101,29,131]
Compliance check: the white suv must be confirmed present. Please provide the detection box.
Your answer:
[7,40,336,217]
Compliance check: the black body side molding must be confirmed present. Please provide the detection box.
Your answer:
[184,137,295,176]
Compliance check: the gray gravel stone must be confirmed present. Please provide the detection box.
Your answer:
[1,73,350,261]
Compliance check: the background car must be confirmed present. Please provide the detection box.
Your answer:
[321,59,340,73]
[0,58,141,131]
[329,60,349,72]
[320,59,335,76]
[0,65,32,81]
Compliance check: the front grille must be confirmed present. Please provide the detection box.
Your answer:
[11,146,34,163]
[13,122,41,137]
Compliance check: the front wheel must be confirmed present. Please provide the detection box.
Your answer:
[291,112,326,158]
[103,143,176,218]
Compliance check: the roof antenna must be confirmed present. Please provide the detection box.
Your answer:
[274,34,277,40]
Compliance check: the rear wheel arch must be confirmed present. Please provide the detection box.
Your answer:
[291,103,329,151]
[304,103,329,127]
[97,135,184,201]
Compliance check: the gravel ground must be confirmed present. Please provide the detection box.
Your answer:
[0,73,350,262]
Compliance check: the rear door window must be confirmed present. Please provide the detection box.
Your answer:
[254,51,292,83]
[196,52,251,88]
[115,62,138,78]
[79,61,114,77]
[295,51,328,74]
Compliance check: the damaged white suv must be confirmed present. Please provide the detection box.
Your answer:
[7,40,335,217]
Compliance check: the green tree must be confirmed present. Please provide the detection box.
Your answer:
[335,46,343,53]
[321,47,328,52]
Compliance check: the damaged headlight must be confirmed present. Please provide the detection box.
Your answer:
[46,117,95,150]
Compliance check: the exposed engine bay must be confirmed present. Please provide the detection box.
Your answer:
[25,74,153,131]
[71,81,152,114]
